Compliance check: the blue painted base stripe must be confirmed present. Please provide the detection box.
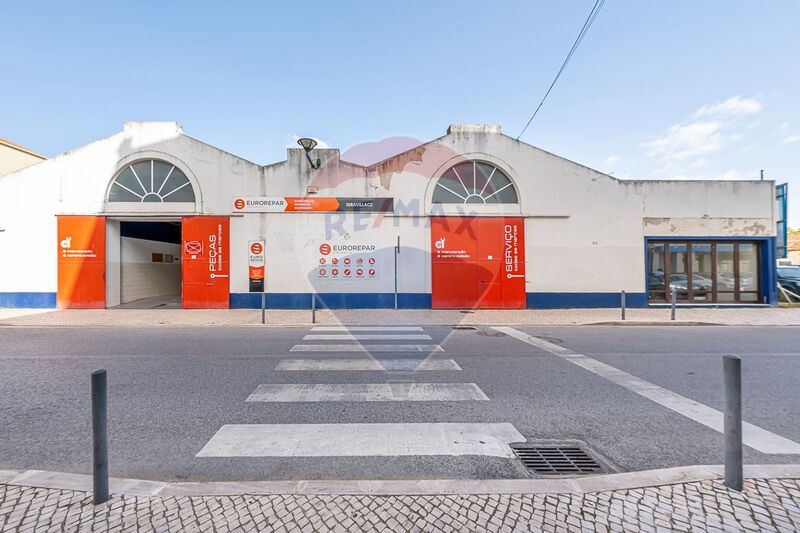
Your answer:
[527,292,648,309]
[231,292,651,309]
[0,292,57,308]
[230,293,432,309]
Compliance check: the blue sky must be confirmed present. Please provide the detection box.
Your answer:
[2,1,798,225]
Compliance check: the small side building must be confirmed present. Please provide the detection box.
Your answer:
[0,137,46,176]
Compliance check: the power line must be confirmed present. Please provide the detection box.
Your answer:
[516,0,606,140]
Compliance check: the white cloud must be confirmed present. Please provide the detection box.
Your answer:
[657,169,748,181]
[783,135,800,144]
[714,169,744,180]
[604,155,619,165]
[693,96,762,118]
[643,95,762,163]
[691,159,706,168]
[286,134,331,149]
[643,121,724,160]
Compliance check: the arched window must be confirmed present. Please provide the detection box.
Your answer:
[432,161,518,204]
[108,159,195,203]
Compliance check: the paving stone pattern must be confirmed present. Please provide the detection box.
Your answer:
[2,479,800,532]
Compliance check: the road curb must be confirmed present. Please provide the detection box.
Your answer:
[585,321,724,326]
[3,322,797,328]
[2,465,799,497]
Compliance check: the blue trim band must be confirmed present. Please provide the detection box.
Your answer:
[230,293,432,309]
[761,237,777,305]
[527,292,647,309]
[0,292,57,308]
[232,292,653,309]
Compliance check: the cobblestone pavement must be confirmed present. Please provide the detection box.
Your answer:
[2,479,800,532]
[2,307,800,327]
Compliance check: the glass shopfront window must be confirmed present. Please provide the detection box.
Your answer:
[667,243,689,302]
[716,243,736,302]
[691,243,713,302]
[647,240,762,304]
[647,242,666,302]
[739,243,759,302]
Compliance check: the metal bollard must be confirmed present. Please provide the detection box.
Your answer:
[670,289,677,321]
[394,236,400,310]
[311,293,316,324]
[261,292,266,325]
[723,355,743,491]
[620,290,626,321]
[91,369,109,504]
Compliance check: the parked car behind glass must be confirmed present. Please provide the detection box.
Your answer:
[777,266,800,297]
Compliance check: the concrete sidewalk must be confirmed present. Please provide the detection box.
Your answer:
[1,466,799,532]
[1,306,800,327]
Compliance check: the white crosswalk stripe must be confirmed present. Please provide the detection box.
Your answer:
[275,358,462,371]
[197,423,523,458]
[246,383,488,402]
[311,326,424,332]
[290,344,444,352]
[302,334,433,341]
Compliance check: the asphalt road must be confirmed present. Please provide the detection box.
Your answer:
[0,324,798,482]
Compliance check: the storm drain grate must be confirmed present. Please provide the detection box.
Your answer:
[452,325,477,330]
[512,445,604,475]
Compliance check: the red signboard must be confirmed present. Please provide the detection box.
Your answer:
[232,196,393,213]
[248,240,265,283]
[182,217,230,308]
[57,216,106,308]
[430,217,525,309]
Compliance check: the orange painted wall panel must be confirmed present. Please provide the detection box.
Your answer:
[182,216,230,309]
[57,216,106,308]
[431,217,525,309]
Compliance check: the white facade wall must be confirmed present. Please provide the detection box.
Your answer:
[0,158,60,295]
[118,237,181,304]
[0,121,777,308]
[230,213,428,295]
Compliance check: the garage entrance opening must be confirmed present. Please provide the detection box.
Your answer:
[431,217,526,309]
[107,220,182,309]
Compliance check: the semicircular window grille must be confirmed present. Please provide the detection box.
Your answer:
[432,161,518,204]
[108,160,195,203]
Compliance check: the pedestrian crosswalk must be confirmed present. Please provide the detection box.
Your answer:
[302,333,433,340]
[197,423,523,458]
[245,382,489,402]
[290,344,444,352]
[274,358,462,371]
[197,325,523,461]
[310,326,424,332]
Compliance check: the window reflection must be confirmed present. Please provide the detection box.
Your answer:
[739,243,758,293]
[692,243,712,301]
[716,243,735,293]
[647,243,666,302]
[667,243,689,301]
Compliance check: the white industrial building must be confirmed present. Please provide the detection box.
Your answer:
[0,121,778,309]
